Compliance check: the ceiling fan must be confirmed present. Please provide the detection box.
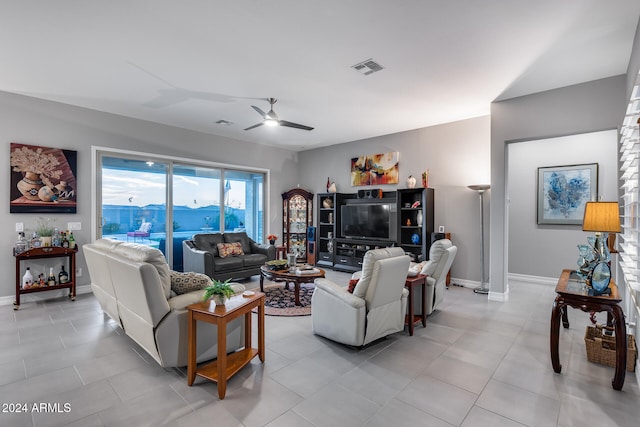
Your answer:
[244,98,314,131]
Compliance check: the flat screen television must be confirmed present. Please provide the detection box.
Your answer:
[340,203,397,241]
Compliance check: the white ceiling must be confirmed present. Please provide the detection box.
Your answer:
[2,1,639,151]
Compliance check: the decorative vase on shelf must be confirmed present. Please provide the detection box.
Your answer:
[406,175,416,189]
[16,172,43,200]
[422,170,429,188]
[416,210,423,226]
[328,182,337,193]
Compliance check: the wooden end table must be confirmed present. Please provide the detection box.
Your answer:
[260,265,325,306]
[550,269,626,390]
[187,292,265,399]
[404,274,427,336]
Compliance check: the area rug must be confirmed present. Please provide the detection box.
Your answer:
[253,283,315,316]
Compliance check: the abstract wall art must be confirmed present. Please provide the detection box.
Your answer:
[350,151,399,186]
[537,163,597,225]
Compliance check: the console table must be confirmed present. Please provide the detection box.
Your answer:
[550,269,626,390]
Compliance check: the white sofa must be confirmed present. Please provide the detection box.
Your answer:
[311,247,410,347]
[83,238,245,368]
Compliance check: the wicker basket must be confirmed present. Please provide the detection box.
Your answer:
[584,325,637,372]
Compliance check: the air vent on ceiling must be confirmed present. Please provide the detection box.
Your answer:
[351,58,384,75]
[215,119,233,126]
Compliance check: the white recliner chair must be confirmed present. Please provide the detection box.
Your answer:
[414,239,457,315]
[311,247,410,347]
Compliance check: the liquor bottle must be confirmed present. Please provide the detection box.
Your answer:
[58,265,69,284]
[52,229,60,247]
[47,267,57,286]
[68,232,76,249]
[61,231,69,248]
[22,267,33,289]
[15,232,28,255]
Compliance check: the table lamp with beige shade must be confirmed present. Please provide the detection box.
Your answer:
[582,201,621,295]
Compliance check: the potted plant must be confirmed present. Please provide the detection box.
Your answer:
[35,216,56,247]
[202,278,235,305]
[267,234,278,245]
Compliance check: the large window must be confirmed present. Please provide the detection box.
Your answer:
[95,150,266,270]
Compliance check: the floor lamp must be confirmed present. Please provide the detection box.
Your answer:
[468,185,490,294]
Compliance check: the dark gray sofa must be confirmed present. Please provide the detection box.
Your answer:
[182,232,276,281]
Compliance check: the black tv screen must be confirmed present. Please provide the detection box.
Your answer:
[340,203,396,240]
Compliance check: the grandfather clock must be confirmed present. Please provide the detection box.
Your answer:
[282,188,314,263]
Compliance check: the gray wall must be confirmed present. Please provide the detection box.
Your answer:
[298,116,491,283]
[507,130,618,278]
[0,91,299,301]
[491,75,628,296]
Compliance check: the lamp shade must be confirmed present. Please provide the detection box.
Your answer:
[582,201,621,233]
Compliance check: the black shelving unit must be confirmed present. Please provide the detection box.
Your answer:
[397,188,434,262]
[316,193,337,267]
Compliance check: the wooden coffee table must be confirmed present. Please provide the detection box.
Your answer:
[260,265,325,306]
[187,292,265,399]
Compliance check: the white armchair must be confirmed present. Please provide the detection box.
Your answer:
[415,239,457,315]
[311,247,410,347]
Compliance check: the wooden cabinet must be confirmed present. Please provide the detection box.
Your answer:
[282,188,314,262]
[14,247,77,310]
[316,193,336,267]
[397,188,434,262]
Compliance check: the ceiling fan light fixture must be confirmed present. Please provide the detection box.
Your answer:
[264,118,279,127]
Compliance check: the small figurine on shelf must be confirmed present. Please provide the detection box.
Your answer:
[406,218,411,226]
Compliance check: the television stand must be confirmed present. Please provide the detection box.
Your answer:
[332,238,396,273]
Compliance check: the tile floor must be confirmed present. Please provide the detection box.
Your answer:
[1,270,639,427]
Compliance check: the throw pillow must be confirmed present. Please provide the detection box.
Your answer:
[347,278,359,293]
[170,271,212,295]
[217,242,244,258]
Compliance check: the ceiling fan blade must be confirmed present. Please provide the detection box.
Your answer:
[279,120,314,131]
[244,122,264,131]
[251,105,268,119]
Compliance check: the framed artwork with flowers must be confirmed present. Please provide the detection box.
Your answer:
[10,143,77,213]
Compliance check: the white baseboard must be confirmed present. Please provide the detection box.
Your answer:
[508,273,557,286]
[0,284,92,307]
